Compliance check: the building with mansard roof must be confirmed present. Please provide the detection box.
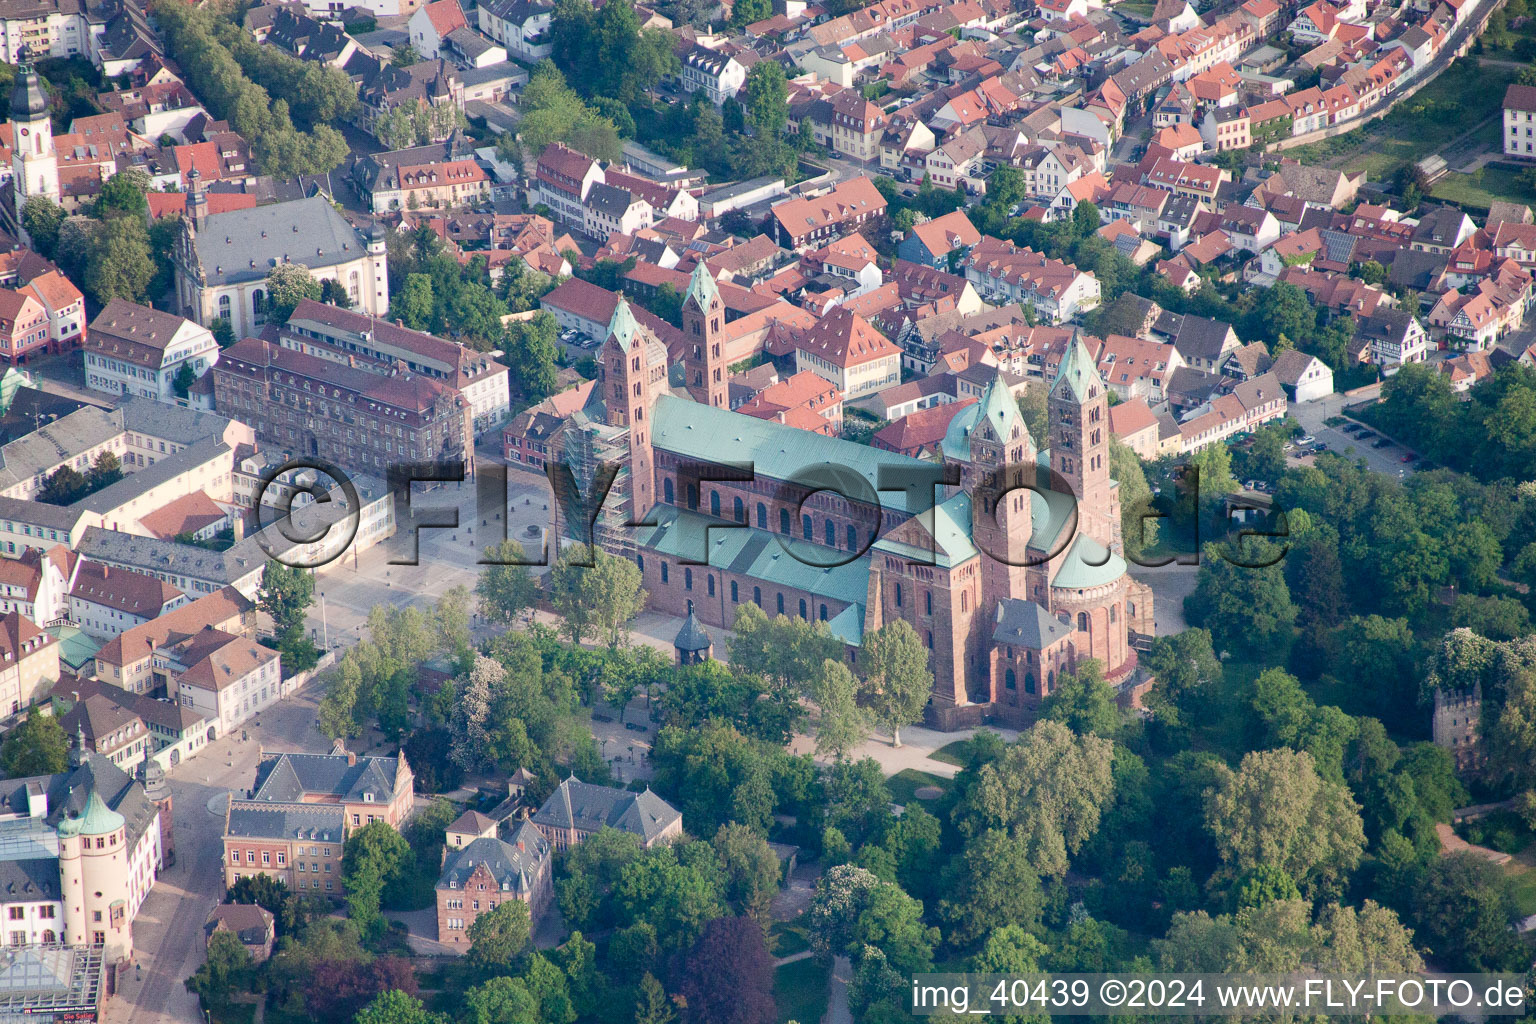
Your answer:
[435,820,552,946]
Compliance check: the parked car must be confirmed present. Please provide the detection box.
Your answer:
[1312,443,1328,452]
[1373,439,1392,448]
[1357,431,1376,441]
[1283,443,1296,452]
[1297,434,1315,444]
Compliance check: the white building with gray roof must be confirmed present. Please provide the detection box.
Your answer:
[0,751,168,962]
[171,188,389,340]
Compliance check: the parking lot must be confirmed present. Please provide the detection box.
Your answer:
[1285,418,1423,479]
[558,326,602,359]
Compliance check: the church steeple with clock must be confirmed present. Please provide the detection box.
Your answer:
[10,65,59,245]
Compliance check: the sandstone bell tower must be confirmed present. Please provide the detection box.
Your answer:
[1049,335,1120,553]
[600,297,657,526]
[969,377,1035,611]
[682,262,728,410]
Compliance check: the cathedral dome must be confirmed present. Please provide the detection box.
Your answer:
[10,66,48,121]
[1051,533,1127,590]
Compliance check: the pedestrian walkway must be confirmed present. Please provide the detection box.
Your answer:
[1435,822,1512,865]
[825,955,853,1024]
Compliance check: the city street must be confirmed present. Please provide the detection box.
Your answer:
[112,689,334,1024]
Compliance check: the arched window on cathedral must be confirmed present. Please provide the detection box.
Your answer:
[894,583,903,607]
[734,497,745,523]
[926,631,933,649]
[799,598,807,619]
[637,555,644,572]
[753,586,761,606]
[1077,612,1088,631]
[707,575,715,597]
[776,593,785,614]
[731,580,738,602]
[684,568,693,591]
[819,604,828,621]
[661,563,669,583]
[757,503,767,528]
[802,514,812,540]
[687,484,698,511]
[779,508,791,534]
[960,592,969,613]
[1025,673,1037,694]
[925,591,932,615]
[710,491,721,517]
[1110,605,1117,624]
[1047,670,1055,691]
[664,478,674,504]
[825,520,836,546]
[1127,601,1137,617]
[1005,669,1016,690]
[847,524,857,550]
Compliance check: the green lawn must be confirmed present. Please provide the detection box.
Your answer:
[929,740,971,767]
[775,957,831,1024]
[1321,58,1519,183]
[1432,164,1536,212]
[771,920,812,957]
[886,768,951,806]
[262,1005,311,1024]
[1506,862,1536,917]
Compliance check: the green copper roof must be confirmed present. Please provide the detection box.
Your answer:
[826,603,866,647]
[0,368,30,415]
[608,297,641,353]
[46,625,101,672]
[685,261,720,312]
[1051,533,1127,590]
[974,376,1029,447]
[941,402,976,462]
[872,491,978,569]
[59,789,124,838]
[652,395,934,515]
[634,505,871,608]
[1050,335,1103,404]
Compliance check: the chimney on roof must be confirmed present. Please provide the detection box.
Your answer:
[347,750,356,766]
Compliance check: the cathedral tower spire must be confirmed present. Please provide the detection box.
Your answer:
[969,376,1035,609]
[1049,334,1119,552]
[682,262,727,410]
[600,296,657,527]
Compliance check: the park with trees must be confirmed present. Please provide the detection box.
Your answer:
[181,429,1536,1024]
